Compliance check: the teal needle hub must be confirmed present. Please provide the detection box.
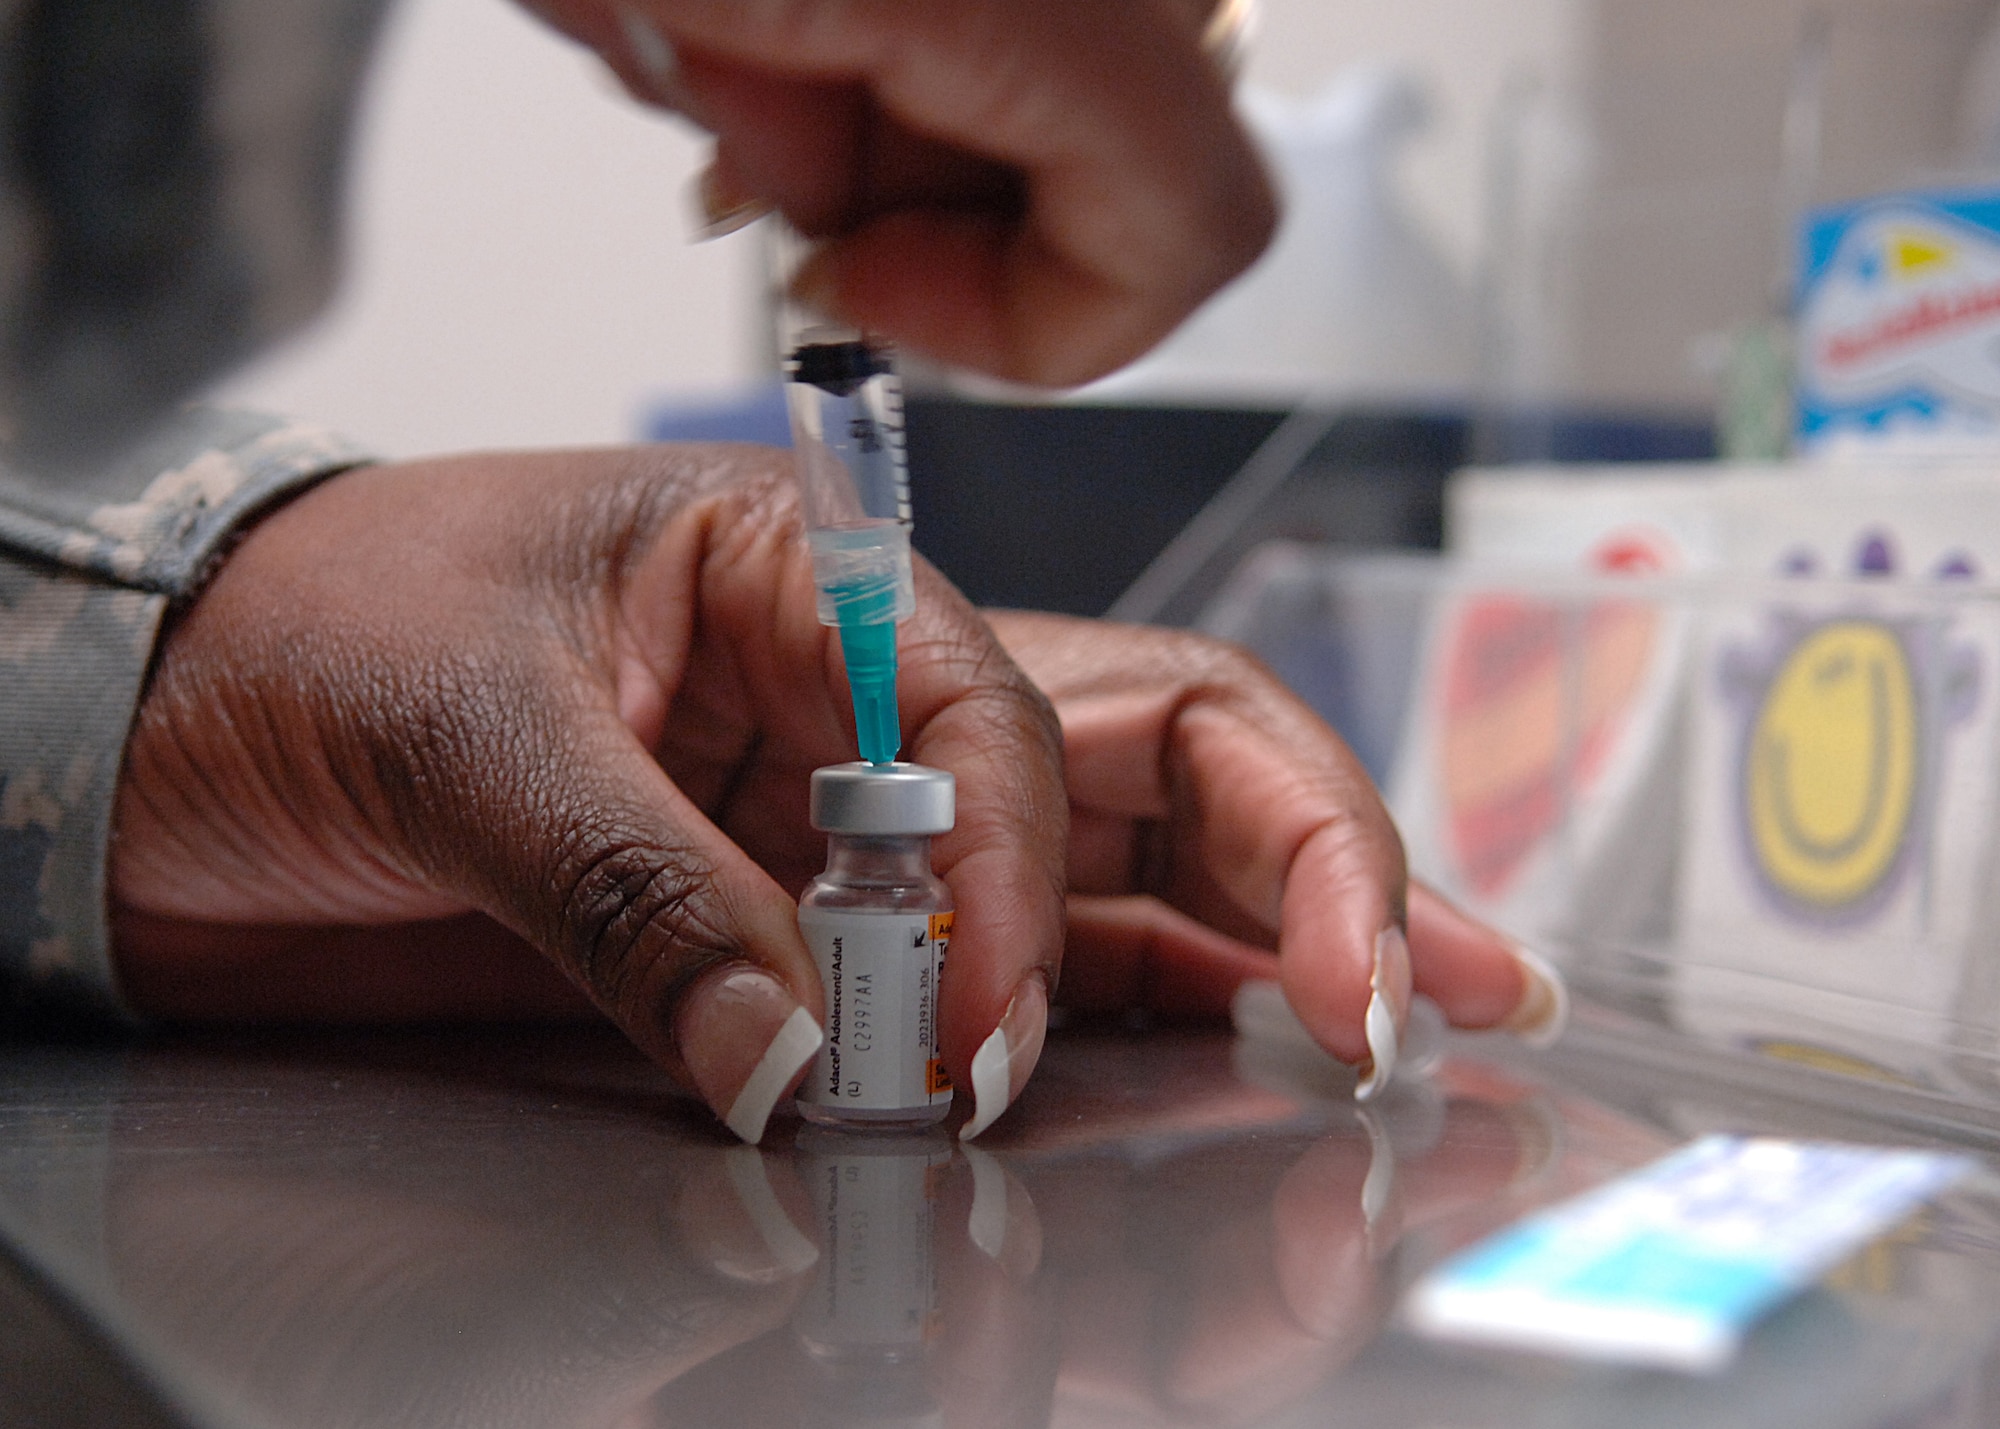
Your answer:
[828,574,902,765]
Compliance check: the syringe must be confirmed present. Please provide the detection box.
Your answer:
[775,227,914,765]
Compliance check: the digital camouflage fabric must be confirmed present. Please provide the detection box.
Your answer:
[0,410,372,1021]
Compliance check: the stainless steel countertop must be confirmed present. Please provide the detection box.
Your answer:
[2,1017,1997,1429]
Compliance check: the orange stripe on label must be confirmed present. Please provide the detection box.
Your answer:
[929,912,954,942]
[927,1058,953,1094]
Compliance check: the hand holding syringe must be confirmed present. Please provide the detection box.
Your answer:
[751,0,1259,771]
[775,223,913,766]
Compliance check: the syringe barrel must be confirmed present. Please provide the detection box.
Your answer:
[785,338,911,530]
[772,215,914,536]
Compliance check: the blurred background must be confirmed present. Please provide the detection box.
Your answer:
[209,0,2000,612]
[209,0,1533,456]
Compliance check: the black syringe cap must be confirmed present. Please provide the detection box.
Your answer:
[789,340,893,397]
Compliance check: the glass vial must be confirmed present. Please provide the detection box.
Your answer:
[796,762,955,1129]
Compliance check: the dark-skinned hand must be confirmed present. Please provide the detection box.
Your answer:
[109,447,1552,1141]
[528,0,1276,387]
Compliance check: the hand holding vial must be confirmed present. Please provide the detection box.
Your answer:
[108,448,1549,1145]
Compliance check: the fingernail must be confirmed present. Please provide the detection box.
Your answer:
[1201,0,1258,77]
[1399,993,1448,1079]
[617,5,707,120]
[961,977,1048,1141]
[1501,943,1569,1050]
[677,966,823,1143]
[1355,925,1412,1103]
[691,164,770,241]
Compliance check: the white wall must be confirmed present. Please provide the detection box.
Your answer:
[212,0,763,459]
[1242,0,1574,280]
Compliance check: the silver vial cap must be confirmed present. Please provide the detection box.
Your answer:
[810,762,955,835]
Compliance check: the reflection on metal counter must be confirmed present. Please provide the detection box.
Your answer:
[0,1022,1997,1427]
[790,1129,950,1428]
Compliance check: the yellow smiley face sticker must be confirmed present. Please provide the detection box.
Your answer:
[1745,620,1919,910]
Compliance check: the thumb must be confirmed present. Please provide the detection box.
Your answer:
[388,667,823,1145]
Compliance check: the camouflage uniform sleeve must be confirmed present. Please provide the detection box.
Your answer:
[0,409,374,1025]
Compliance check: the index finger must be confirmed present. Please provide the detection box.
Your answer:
[894,582,1068,1140]
[994,614,1559,1091]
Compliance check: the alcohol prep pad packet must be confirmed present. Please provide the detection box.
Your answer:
[1403,1135,1976,1373]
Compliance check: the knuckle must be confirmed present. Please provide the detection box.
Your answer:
[576,442,802,571]
[1158,628,1278,698]
[909,617,1066,755]
[997,656,1064,751]
[550,827,730,1009]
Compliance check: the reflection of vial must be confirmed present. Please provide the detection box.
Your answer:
[796,762,955,1129]
[791,1128,950,1429]
[792,1128,949,1361]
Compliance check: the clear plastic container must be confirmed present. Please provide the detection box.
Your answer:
[1200,538,2000,1139]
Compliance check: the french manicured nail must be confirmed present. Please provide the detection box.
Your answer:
[1501,943,1569,1050]
[691,164,770,241]
[961,977,1048,1141]
[677,966,822,1144]
[1355,925,1412,1103]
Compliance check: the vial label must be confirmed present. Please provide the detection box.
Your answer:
[798,909,953,1111]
